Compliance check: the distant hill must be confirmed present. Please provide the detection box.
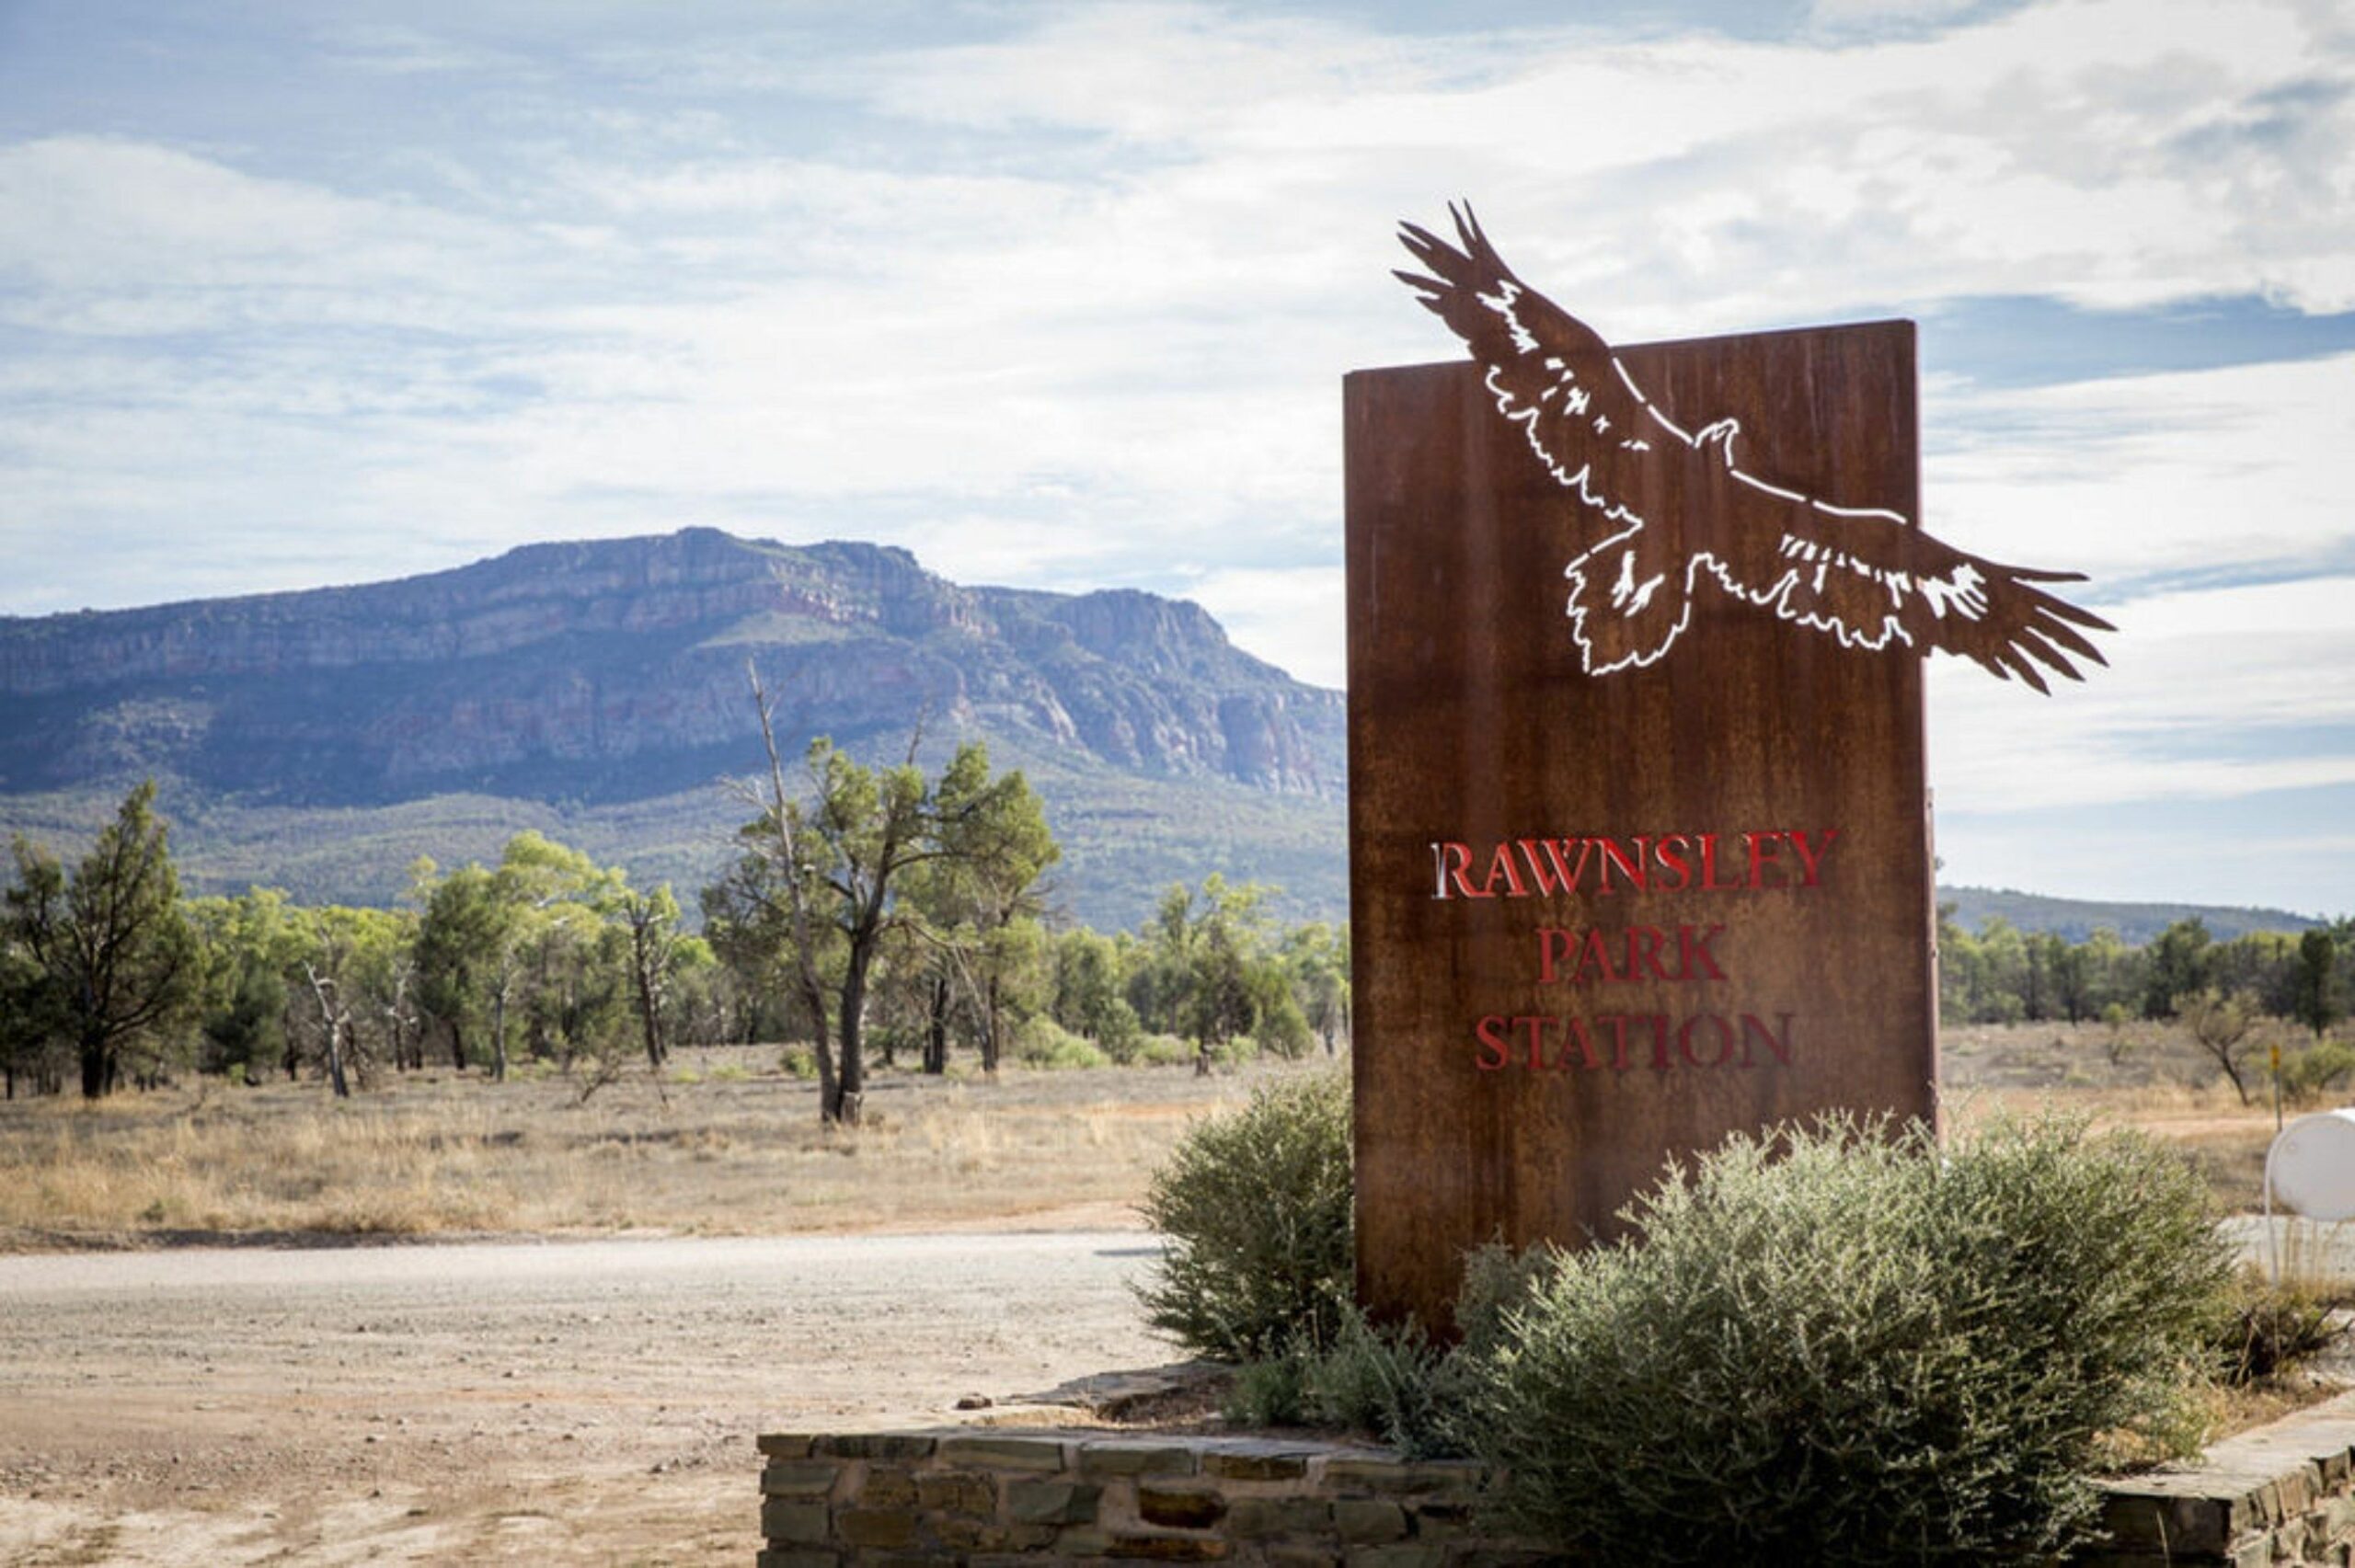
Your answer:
[1937,886,2321,944]
[0,530,1347,932]
[6,531,2327,942]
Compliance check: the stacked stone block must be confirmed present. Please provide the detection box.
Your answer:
[758,1391,2355,1565]
[754,1429,1545,1566]
[2087,1392,2355,1566]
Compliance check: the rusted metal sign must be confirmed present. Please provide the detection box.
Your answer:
[1347,210,2109,1331]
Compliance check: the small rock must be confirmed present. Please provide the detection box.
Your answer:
[955,1394,994,1410]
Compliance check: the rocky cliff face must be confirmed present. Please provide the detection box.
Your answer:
[0,530,1344,806]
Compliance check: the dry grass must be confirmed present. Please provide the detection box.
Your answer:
[1,1016,2331,1248]
[1943,1018,2315,1216]
[0,1046,1326,1248]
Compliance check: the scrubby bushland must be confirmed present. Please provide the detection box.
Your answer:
[1474,1116,2234,1565]
[1135,1072,1352,1360]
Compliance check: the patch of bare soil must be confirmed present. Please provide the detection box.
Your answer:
[0,1230,1168,1566]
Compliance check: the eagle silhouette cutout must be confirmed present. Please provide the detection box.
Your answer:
[1395,206,2112,692]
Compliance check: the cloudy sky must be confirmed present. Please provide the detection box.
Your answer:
[2,0,2351,914]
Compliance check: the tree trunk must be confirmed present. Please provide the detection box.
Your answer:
[981,975,1003,1077]
[491,986,510,1082]
[448,1019,467,1071]
[79,1028,109,1100]
[923,975,949,1075]
[635,955,664,1070]
[830,950,869,1127]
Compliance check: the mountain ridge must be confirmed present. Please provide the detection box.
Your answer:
[1,532,2335,939]
[0,530,1347,929]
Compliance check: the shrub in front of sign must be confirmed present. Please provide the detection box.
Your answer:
[1136,1071,1353,1360]
[1471,1116,2234,1565]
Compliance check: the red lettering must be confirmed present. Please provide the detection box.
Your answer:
[1514,1015,1550,1070]
[1627,925,1671,980]
[1474,1014,1511,1070]
[1740,1013,1795,1067]
[1557,1017,1603,1070]
[1678,924,1728,980]
[1596,1014,1635,1070]
[1517,839,1591,897]
[1481,842,1528,898]
[1788,829,1839,888]
[1596,837,1649,892]
[1653,833,1693,891]
[1573,929,1616,984]
[1642,1014,1672,1070]
[1536,928,1577,984]
[1697,832,1736,890]
[1679,1013,1735,1068]
[1742,830,1785,889]
[1434,841,1482,899]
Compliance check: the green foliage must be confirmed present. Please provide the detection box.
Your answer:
[1222,1352,1311,1428]
[1132,1033,1195,1068]
[2144,917,2215,1020]
[1137,1072,1353,1361]
[1051,927,1144,1059]
[2292,927,2344,1039]
[1470,1116,2234,1565]
[4,780,201,1097]
[2273,1038,2355,1107]
[710,724,1059,1116]
[1011,1015,1109,1070]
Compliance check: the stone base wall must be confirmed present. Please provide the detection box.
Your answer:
[2091,1391,2355,1566]
[755,1430,1541,1567]
[760,1391,2355,1565]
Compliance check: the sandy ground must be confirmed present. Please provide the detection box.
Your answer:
[0,1218,1167,1566]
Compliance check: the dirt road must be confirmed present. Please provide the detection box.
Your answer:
[0,1226,1168,1565]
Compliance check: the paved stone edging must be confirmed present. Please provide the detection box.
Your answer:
[755,1429,1545,1566]
[759,1390,2355,1565]
[2091,1390,2355,1565]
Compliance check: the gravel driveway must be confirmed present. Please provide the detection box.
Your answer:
[0,1228,1169,1565]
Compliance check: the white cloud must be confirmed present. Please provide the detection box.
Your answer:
[6,0,2355,908]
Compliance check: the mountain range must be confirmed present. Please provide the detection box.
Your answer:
[0,529,1344,931]
[0,528,2323,941]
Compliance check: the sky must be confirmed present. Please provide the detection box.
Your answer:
[0,0,2350,915]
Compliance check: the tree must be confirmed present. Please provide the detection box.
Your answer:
[1282,921,1351,1055]
[614,883,684,1070]
[1051,927,1143,1059]
[2292,928,2343,1040]
[2142,918,2212,1020]
[720,668,1060,1125]
[913,743,1060,1074]
[2179,987,2261,1104]
[3,781,199,1098]
[188,887,305,1082]
[1136,876,1305,1075]
[411,860,519,1074]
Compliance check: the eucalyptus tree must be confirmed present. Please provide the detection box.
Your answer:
[717,667,1060,1124]
[3,781,199,1098]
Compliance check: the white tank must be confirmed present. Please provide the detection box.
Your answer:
[2266,1109,2355,1222]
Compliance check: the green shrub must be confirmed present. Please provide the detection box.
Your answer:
[1471,1116,2234,1565]
[2274,1038,2355,1106]
[1137,1073,1353,1360]
[777,1045,818,1080]
[1223,1347,1311,1427]
[1013,1016,1111,1070]
[1133,1034,1195,1068]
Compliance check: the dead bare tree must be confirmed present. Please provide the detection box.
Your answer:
[2180,988,2260,1105]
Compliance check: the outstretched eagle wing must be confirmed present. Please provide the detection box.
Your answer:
[1711,477,2113,692]
[1395,205,1665,528]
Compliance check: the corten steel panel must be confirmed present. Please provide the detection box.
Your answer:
[1345,321,1938,1333]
